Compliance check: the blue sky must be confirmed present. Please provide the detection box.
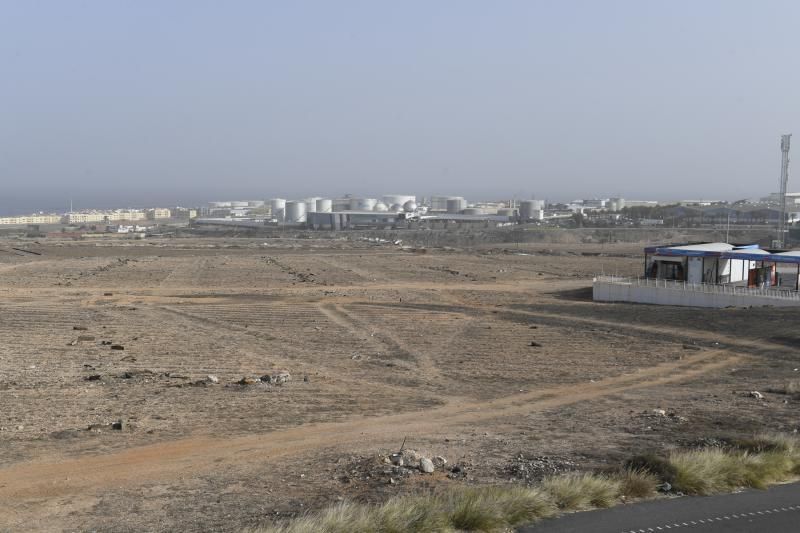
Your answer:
[1,1,798,212]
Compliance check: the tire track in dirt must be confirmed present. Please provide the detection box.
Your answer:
[0,349,740,502]
[316,302,448,379]
[355,301,796,356]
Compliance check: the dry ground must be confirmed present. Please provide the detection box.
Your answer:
[0,236,798,532]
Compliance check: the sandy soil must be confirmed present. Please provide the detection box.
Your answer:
[0,236,798,532]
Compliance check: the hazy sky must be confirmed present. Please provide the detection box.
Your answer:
[2,1,799,213]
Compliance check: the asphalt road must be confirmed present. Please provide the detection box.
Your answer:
[521,482,800,532]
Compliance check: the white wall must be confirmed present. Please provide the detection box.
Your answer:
[593,280,800,308]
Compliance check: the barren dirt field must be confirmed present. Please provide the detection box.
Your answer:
[1,235,798,532]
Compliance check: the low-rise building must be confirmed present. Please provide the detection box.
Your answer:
[594,242,800,308]
[146,208,172,220]
[0,214,62,225]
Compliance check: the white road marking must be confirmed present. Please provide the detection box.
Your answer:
[617,501,800,532]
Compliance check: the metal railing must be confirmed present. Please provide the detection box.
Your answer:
[594,275,800,301]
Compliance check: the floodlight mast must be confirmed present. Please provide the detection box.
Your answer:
[777,134,792,248]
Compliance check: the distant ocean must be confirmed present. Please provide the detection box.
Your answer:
[0,192,213,217]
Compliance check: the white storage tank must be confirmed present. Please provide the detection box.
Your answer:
[315,198,333,213]
[285,201,307,223]
[497,208,516,217]
[462,208,484,215]
[519,200,544,220]
[403,200,417,213]
[351,198,377,211]
[269,198,286,221]
[390,203,404,212]
[373,202,389,212]
[382,195,416,208]
[304,197,321,213]
[446,198,466,214]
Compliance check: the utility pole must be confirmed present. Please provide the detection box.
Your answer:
[726,211,730,244]
[776,134,792,248]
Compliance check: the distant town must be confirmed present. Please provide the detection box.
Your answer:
[2,191,799,237]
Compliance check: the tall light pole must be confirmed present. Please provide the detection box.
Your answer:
[777,134,792,248]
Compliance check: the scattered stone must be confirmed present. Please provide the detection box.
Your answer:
[658,481,672,492]
[390,454,404,466]
[261,372,291,385]
[529,341,543,347]
[682,344,701,351]
[652,409,667,417]
[78,335,95,342]
[750,391,764,400]
[120,355,137,362]
[303,375,309,383]
[16,425,24,431]
[400,449,422,468]
[419,457,435,473]
[505,454,577,482]
[103,292,113,296]
[237,377,258,385]
[110,344,125,351]
[206,375,219,384]
[432,456,448,468]
[67,340,78,346]
[85,374,101,381]
[73,326,88,331]
[111,420,124,430]
[101,340,113,345]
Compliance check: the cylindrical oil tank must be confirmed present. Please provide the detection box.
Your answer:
[446,198,466,214]
[373,202,389,212]
[304,197,321,213]
[351,198,377,211]
[390,203,404,212]
[285,201,307,223]
[403,200,417,213]
[269,198,286,221]
[610,197,625,210]
[462,208,484,215]
[382,195,416,208]
[315,198,333,213]
[519,200,544,220]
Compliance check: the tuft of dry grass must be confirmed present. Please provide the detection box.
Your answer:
[617,468,659,499]
[540,472,621,509]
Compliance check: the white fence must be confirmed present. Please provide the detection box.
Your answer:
[593,275,800,308]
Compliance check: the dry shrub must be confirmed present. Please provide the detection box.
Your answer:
[375,495,451,533]
[540,473,621,510]
[624,453,678,484]
[617,468,659,499]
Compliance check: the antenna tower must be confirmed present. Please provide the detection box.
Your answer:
[777,134,792,248]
